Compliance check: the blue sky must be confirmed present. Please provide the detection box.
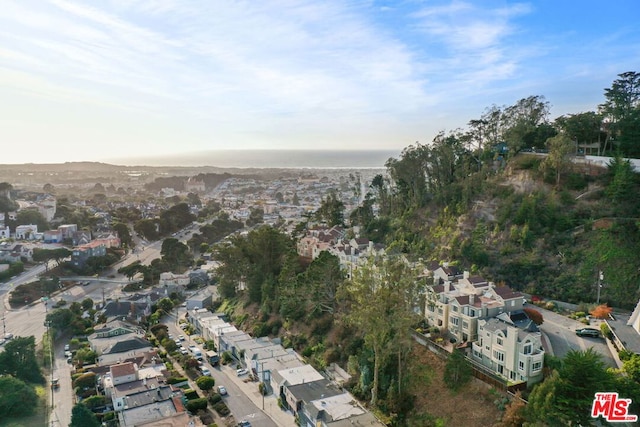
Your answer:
[1,0,638,165]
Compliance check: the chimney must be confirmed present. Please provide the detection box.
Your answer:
[463,271,470,280]
[469,294,475,305]
[444,281,451,292]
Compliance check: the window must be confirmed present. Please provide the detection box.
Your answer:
[523,343,532,355]
[518,360,525,370]
[438,308,443,315]
[469,309,476,317]
[462,321,469,329]
[532,361,542,371]
[497,337,503,346]
[485,345,490,351]
[452,305,458,312]
[493,351,504,362]
[497,364,504,375]
[428,305,435,312]
[450,317,459,326]
[510,371,516,380]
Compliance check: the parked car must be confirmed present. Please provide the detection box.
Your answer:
[4,333,13,340]
[201,368,211,376]
[180,347,189,355]
[64,344,70,351]
[236,368,249,377]
[51,378,60,389]
[576,328,600,338]
[217,385,227,396]
[0,338,5,346]
[238,421,251,427]
[178,334,185,341]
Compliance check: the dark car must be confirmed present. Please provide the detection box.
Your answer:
[576,328,600,338]
[238,421,251,427]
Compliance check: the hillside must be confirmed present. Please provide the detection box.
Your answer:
[376,152,640,310]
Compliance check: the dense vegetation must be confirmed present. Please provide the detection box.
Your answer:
[213,72,640,425]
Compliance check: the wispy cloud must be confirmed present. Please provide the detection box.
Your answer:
[0,0,638,163]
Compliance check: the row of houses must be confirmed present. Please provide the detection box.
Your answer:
[82,319,202,426]
[187,309,386,427]
[66,287,209,426]
[424,264,545,385]
[294,229,545,386]
[297,226,385,274]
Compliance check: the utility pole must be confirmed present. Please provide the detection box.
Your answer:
[596,270,604,304]
[258,361,266,410]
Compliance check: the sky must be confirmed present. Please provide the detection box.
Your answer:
[1,0,639,165]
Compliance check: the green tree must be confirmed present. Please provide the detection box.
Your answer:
[502,95,551,154]
[161,238,193,271]
[599,71,640,156]
[113,222,132,247]
[0,336,44,383]
[555,111,603,152]
[70,403,100,427]
[541,133,575,187]
[157,297,174,313]
[526,348,615,426]
[315,191,345,226]
[134,218,159,241]
[196,375,216,391]
[15,209,49,232]
[0,376,38,418]
[622,354,640,383]
[300,251,344,316]
[46,308,74,330]
[606,153,639,216]
[343,257,423,406]
[443,349,472,391]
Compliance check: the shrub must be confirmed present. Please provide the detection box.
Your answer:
[213,401,230,416]
[185,397,208,412]
[184,389,200,400]
[166,376,188,385]
[208,393,222,405]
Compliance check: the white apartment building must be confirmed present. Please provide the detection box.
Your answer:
[472,313,545,385]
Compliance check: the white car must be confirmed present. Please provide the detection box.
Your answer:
[178,334,185,341]
[180,347,188,355]
[201,368,211,376]
[64,344,70,351]
[236,368,249,377]
[217,385,227,396]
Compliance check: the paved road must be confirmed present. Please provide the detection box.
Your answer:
[533,305,617,367]
[165,311,279,427]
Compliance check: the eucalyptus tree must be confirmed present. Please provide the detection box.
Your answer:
[342,257,424,406]
[502,95,551,154]
[599,71,640,155]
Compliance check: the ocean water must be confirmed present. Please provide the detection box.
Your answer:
[107,149,400,169]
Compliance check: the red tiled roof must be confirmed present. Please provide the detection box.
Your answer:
[110,362,136,378]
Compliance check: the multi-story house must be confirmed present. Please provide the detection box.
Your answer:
[425,271,525,343]
[71,240,106,268]
[472,312,545,385]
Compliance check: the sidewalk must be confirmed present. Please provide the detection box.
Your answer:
[220,364,297,427]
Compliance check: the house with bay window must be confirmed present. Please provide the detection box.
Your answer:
[471,312,545,385]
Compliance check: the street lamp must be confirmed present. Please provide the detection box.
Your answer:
[596,270,604,304]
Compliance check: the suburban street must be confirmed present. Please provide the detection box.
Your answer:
[0,233,620,427]
[165,311,281,427]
